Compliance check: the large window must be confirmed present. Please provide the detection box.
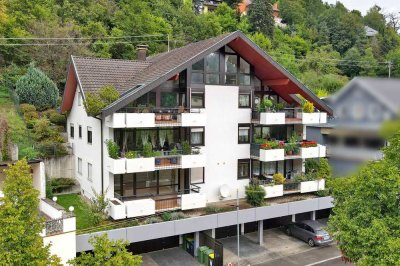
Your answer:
[239,93,251,108]
[191,128,204,146]
[191,59,204,84]
[238,124,250,144]
[191,92,205,108]
[191,167,204,184]
[238,159,250,179]
[205,52,220,84]
[161,92,178,108]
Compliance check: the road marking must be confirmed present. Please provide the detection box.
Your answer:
[304,255,342,266]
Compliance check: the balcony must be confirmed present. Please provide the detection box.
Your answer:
[260,179,326,198]
[251,141,326,161]
[39,199,76,236]
[252,108,327,125]
[105,108,206,128]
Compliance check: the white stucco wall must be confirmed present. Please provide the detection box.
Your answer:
[67,87,102,199]
[196,85,251,203]
[43,231,76,265]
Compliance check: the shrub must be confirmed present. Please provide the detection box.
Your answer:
[36,142,68,158]
[50,178,75,193]
[98,85,120,104]
[42,108,57,118]
[105,139,119,159]
[15,66,59,111]
[302,101,314,113]
[33,117,51,141]
[144,216,162,224]
[125,150,138,159]
[19,103,36,114]
[19,146,40,160]
[245,184,266,207]
[258,98,273,112]
[23,111,39,124]
[170,212,186,220]
[317,158,331,179]
[49,113,66,126]
[273,173,285,185]
[161,212,172,221]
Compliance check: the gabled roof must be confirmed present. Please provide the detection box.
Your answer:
[62,31,333,116]
[330,77,400,114]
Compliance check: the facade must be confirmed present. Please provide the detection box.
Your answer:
[307,77,400,176]
[62,31,331,220]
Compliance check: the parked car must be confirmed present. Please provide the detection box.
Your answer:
[284,220,333,247]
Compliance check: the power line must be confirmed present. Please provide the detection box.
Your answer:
[0,34,166,41]
[0,40,176,46]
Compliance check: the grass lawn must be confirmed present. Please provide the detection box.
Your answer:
[56,194,94,230]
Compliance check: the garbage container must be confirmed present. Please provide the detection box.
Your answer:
[208,253,215,266]
[203,248,213,266]
[197,246,209,263]
[185,236,194,256]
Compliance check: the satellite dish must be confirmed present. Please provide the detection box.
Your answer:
[219,184,231,198]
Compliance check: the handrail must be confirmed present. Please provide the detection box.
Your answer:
[118,107,201,114]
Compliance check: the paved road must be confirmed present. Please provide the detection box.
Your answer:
[254,245,349,266]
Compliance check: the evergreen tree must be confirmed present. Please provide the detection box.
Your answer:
[247,0,274,38]
[0,159,61,265]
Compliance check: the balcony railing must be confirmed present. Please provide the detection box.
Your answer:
[252,108,327,125]
[45,218,64,236]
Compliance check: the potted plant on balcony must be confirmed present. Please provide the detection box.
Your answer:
[285,134,300,155]
[301,140,318,148]
[105,139,119,159]
[169,147,179,164]
[260,140,284,150]
[182,141,192,155]
[303,101,314,113]
[143,143,153,158]
[258,99,273,112]
[105,139,126,174]
[273,172,285,185]
[125,150,138,159]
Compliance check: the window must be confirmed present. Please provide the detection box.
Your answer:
[191,59,204,84]
[78,92,82,106]
[239,93,250,108]
[79,125,82,139]
[191,167,204,184]
[239,58,251,85]
[70,123,74,139]
[87,163,92,182]
[205,52,220,85]
[191,92,205,108]
[238,124,250,143]
[78,158,82,175]
[225,54,238,85]
[238,159,250,179]
[87,127,92,144]
[161,92,178,108]
[191,128,204,146]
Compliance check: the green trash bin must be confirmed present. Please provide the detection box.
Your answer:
[208,253,215,266]
[203,248,213,266]
[197,246,208,263]
[185,237,194,256]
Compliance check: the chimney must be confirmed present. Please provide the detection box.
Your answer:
[136,44,148,61]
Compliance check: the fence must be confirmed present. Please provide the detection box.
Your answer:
[199,232,224,266]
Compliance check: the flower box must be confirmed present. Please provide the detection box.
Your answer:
[259,112,286,125]
[125,199,156,218]
[297,112,320,124]
[126,157,155,173]
[259,149,285,162]
[263,184,284,198]
[126,113,155,128]
[181,194,207,210]
[108,198,126,220]
[107,157,126,174]
[181,154,206,168]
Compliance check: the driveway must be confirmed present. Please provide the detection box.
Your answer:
[141,247,201,266]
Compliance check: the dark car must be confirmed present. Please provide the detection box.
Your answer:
[284,220,333,247]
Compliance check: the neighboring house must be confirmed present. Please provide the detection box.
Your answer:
[0,160,76,264]
[365,25,379,37]
[61,31,331,221]
[238,1,287,27]
[202,0,223,13]
[307,77,400,176]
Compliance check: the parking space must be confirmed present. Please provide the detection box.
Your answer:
[141,247,201,266]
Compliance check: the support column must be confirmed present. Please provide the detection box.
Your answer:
[194,232,200,257]
[179,235,183,247]
[240,223,245,235]
[311,211,316,221]
[292,214,296,222]
[211,228,216,239]
[258,220,264,245]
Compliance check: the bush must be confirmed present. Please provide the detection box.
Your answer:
[182,141,192,155]
[302,101,314,113]
[317,158,332,179]
[19,103,36,114]
[42,108,57,118]
[50,178,76,193]
[105,139,119,159]
[144,216,162,224]
[33,117,52,141]
[15,66,59,111]
[273,173,285,185]
[142,143,153,158]
[125,150,138,159]
[36,142,68,158]
[23,111,39,123]
[245,184,266,207]
[49,113,66,126]
[19,146,40,160]
[161,212,186,221]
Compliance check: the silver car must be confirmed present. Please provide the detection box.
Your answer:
[284,220,333,247]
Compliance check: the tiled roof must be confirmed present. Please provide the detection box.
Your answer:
[71,56,151,94]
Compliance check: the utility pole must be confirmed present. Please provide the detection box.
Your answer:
[236,188,240,266]
[167,34,170,52]
[388,61,392,78]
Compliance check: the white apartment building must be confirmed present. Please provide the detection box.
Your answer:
[61,31,331,220]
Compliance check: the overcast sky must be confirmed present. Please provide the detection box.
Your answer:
[324,0,400,15]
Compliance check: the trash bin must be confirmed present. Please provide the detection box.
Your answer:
[203,248,213,266]
[197,246,209,263]
[208,253,215,266]
[185,236,194,256]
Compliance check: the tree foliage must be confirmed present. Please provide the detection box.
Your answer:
[0,159,61,265]
[68,234,142,266]
[84,85,120,116]
[248,0,274,37]
[15,66,59,111]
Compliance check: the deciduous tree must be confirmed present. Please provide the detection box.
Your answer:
[247,0,274,38]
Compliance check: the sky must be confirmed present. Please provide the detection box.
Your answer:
[324,0,400,15]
